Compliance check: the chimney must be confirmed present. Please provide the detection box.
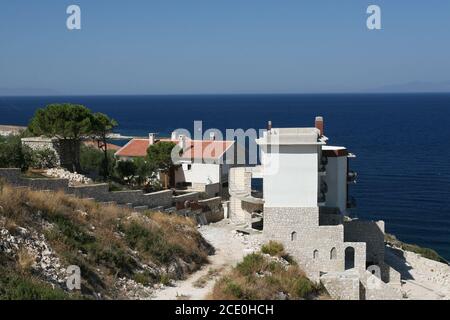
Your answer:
[267,121,272,131]
[315,116,324,136]
[209,132,216,141]
[149,133,156,145]
[178,135,187,150]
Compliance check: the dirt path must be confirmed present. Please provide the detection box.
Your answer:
[152,220,263,300]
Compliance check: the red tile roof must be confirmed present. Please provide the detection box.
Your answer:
[115,138,234,160]
[181,140,234,161]
[115,139,151,157]
[83,140,121,151]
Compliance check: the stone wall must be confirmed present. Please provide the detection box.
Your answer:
[199,197,224,222]
[320,271,360,300]
[173,192,200,204]
[21,137,79,170]
[344,219,385,265]
[228,167,252,223]
[204,183,221,198]
[0,168,69,192]
[0,168,173,209]
[359,270,402,300]
[263,206,367,282]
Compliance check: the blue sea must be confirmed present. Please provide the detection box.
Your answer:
[1,94,450,261]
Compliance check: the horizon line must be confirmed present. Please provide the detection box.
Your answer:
[2,91,450,98]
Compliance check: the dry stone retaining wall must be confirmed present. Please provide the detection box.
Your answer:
[0,168,172,209]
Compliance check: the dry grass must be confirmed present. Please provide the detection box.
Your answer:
[193,267,224,288]
[0,184,213,298]
[17,247,35,274]
[209,251,326,300]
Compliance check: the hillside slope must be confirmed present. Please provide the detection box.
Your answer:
[0,184,213,300]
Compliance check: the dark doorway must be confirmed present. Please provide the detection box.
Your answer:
[345,247,355,270]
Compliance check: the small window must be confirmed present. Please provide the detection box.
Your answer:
[313,250,319,259]
[330,247,337,260]
[291,231,297,241]
[188,164,192,170]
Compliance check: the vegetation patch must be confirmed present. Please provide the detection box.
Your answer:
[0,253,79,300]
[0,185,213,299]
[209,246,327,300]
[385,234,448,264]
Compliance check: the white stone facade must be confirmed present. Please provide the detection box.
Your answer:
[228,118,403,299]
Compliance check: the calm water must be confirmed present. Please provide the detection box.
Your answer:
[1,94,450,260]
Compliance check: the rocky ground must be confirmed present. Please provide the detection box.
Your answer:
[0,218,68,288]
[2,209,449,300]
[152,220,450,300]
[45,168,92,185]
[386,246,450,299]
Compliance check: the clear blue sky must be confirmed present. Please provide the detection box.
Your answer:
[1,0,450,95]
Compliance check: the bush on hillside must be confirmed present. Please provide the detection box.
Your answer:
[0,135,28,170]
[261,241,285,256]
[209,252,325,300]
[22,146,58,170]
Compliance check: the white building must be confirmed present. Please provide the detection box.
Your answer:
[115,132,241,197]
[256,117,354,213]
[228,117,402,300]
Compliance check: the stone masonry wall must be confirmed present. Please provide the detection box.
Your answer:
[263,206,367,282]
[228,167,252,223]
[0,168,173,209]
[173,192,200,204]
[344,220,385,265]
[320,271,360,300]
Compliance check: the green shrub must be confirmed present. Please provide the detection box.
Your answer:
[0,266,74,300]
[261,241,285,256]
[236,253,265,276]
[23,147,58,169]
[210,253,324,300]
[159,274,171,286]
[80,145,116,178]
[48,214,96,250]
[115,160,137,184]
[133,270,159,286]
[0,135,28,170]
[293,277,314,298]
[91,244,136,276]
[224,279,245,298]
[122,222,182,264]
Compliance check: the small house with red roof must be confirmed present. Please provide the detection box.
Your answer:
[115,132,242,196]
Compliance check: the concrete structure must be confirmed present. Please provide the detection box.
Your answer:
[115,132,242,197]
[228,117,402,300]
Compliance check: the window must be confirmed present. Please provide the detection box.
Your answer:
[291,231,297,241]
[188,164,192,170]
[313,250,319,259]
[330,247,337,260]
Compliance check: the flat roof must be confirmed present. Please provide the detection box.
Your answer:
[256,127,325,146]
